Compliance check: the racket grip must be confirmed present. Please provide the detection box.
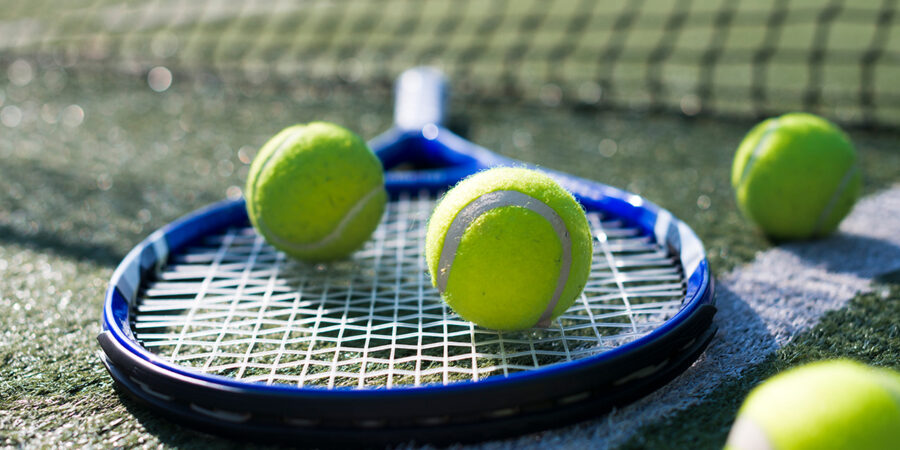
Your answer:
[394,67,448,130]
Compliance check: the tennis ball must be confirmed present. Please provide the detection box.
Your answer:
[245,122,386,262]
[425,167,593,331]
[725,360,900,450]
[731,112,862,240]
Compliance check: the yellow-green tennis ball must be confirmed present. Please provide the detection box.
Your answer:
[731,113,862,240]
[425,167,593,331]
[725,360,900,450]
[245,122,386,262]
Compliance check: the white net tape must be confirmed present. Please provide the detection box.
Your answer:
[133,190,685,389]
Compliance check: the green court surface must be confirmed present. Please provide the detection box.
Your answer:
[2,1,899,448]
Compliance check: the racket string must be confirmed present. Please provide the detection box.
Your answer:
[591,214,639,337]
[134,193,685,388]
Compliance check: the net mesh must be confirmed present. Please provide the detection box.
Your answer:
[133,191,685,389]
[2,0,900,128]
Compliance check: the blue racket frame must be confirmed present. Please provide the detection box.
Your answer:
[98,67,715,443]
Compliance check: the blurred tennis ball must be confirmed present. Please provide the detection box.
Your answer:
[725,360,900,450]
[425,167,593,331]
[731,112,862,240]
[245,122,386,262]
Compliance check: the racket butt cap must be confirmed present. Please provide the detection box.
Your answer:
[395,67,449,130]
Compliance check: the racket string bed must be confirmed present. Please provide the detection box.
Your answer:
[132,191,686,389]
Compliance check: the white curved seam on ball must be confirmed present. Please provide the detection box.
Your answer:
[886,381,900,405]
[436,190,573,328]
[250,126,306,220]
[258,186,384,252]
[738,119,780,188]
[254,126,306,195]
[725,416,775,450]
[811,163,858,235]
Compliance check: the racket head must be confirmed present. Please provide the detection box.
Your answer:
[98,68,716,444]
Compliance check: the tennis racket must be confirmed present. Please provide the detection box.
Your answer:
[98,67,716,446]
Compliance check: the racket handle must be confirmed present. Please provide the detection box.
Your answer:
[394,67,448,130]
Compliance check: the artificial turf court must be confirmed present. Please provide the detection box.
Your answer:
[1,1,899,448]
